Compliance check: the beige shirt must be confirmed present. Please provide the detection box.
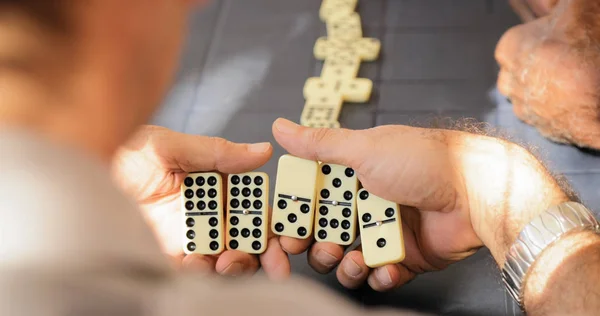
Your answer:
[0,130,425,316]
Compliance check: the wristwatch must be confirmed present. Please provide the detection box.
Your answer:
[502,201,600,308]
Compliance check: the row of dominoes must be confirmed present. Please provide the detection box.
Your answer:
[182,155,405,268]
[300,0,381,129]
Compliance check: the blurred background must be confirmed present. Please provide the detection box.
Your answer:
[151,1,600,315]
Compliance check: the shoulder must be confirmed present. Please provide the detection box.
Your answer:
[0,131,169,274]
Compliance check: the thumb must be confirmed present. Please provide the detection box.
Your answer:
[158,132,273,174]
[272,118,370,170]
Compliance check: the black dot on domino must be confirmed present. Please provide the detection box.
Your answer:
[330,219,339,229]
[288,213,297,223]
[300,204,310,214]
[230,228,239,237]
[253,217,262,227]
[230,216,239,225]
[345,168,354,177]
[332,178,342,188]
[186,218,195,227]
[208,189,217,198]
[359,191,369,200]
[242,200,251,209]
[196,177,205,186]
[362,213,371,222]
[229,240,238,249]
[242,188,251,197]
[343,191,353,200]
[320,189,330,199]
[341,220,350,230]
[253,188,262,198]
[318,230,327,239]
[275,223,284,232]
[385,208,395,217]
[209,229,218,239]
[184,177,194,187]
[252,241,261,251]
[341,232,350,242]
[207,176,216,186]
[185,201,194,210]
[242,176,252,185]
[241,228,250,238]
[231,175,240,185]
[253,200,262,209]
[278,200,287,209]
[187,242,196,251]
[297,227,307,237]
[319,218,328,227]
[321,165,331,175]
[319,206,328,216]
[252,229,261,238]
[208,201,217,210]
[377,238,386,248]
[186,230,195,239]
[254,176,263,186]
[196,189,205,198]
[209,217,218,227]
[231,187,239,197]
[184,189,194,199]
[230,199,239,208]
[342,208,351,218]
[197,201,206,210]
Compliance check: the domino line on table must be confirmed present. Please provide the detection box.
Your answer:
[300,0,381,129]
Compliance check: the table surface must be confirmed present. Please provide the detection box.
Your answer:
[151,1,600,315]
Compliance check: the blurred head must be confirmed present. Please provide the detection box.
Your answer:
[0,0,206,159]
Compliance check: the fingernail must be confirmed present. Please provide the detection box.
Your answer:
[315,250,339,267]
[274,118,298,135]
[343,258,363,277]
[220,262,244,277]
[376,267,392,286]
[248,142,270,153]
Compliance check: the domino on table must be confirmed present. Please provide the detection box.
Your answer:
[314,37,381,62]
[271,155,318,239]
[300,90,343,128]
[319,56,362,82]
[314,163,359,245]
[182,172,225,255]
[226,172,269,254]
[319,0,358,21]
[326,12,362,40]
[356,189,405,268]
[304,76,373,103]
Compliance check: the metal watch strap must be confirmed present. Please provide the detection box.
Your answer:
[502,201,600,307]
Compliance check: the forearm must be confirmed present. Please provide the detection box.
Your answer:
[452,131,600,314]
[523,230,600,315]
[451,132,570,265]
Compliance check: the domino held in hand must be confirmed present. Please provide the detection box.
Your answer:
[356,189,405,268]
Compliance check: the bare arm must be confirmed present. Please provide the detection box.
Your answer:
[456,132,599,315]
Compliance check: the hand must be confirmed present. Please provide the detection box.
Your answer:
[509,0,558,21]
[271,118,568,291]
[111,125,290,279]
[496,0,600,150]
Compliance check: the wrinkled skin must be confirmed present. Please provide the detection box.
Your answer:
[498,0,600,149]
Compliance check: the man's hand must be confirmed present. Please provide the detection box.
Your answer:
[496,0,600,149]
[111,125,290,279]
[271,118,568,291]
